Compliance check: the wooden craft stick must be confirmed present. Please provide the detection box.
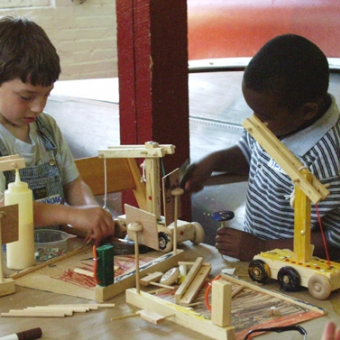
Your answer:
[175,257,203,303]
[149,281,176,290]
[74,267,94,277]
[139,271,163,286]
[26,306,89,313]
[1,309,67,317]
[48,303,115,308]
[179,264,211,305]
[182,301,202,307]
[231,284,245,298]
[220,273,326,314]
[178,261,210,267]
[147,287,171,295]
[10,244,92,279]
[25,307,74,316]
[74,266,120,277]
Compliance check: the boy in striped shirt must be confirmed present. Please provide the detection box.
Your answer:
[183,34,340,261]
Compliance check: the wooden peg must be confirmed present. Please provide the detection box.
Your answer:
[171,187,184,253]
[128,222,143,293]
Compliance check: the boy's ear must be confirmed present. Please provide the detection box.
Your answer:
[301,102,319,120]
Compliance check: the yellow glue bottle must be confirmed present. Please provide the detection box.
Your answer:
[5,169,34,270]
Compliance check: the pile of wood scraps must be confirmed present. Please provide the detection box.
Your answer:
[138,257,211,306]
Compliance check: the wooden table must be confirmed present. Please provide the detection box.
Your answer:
[0,241,339,339]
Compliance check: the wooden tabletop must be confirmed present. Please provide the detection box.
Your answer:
[0,241,339,340]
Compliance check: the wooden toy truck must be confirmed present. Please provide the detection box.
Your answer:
[243,115,340,300]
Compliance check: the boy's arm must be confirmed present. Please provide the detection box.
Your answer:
[63,176,98,206]
[34,177,116,246]
[215,228,339,261]
[183,145,249,193]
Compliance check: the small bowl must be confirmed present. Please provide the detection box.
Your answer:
[34,229,75,261]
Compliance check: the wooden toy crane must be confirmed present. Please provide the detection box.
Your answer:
[98,141,204,252]
[0,155,25,297]
[99,141,175,219]
[243,115,340,300]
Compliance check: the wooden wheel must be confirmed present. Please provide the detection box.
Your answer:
[308,274,331,300]
[248,260,270,284]
[158,231,173,252]
[277,266,301,292]
[160,267,180,285]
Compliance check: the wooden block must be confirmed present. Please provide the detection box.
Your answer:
[138,309,174,324]
[179,264,211,305]
[0,155,25,172]
[211,280,232,327]
[175,257,203,303]
[140,271,163,286]
[1,205,19,244]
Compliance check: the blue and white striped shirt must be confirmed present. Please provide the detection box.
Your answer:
[238,95,340,249]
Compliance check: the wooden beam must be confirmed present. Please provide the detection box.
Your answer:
[243,115,329,203]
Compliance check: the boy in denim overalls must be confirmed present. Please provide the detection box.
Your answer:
[0,16,115,246]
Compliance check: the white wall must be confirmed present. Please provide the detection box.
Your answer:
[0,0,118,80]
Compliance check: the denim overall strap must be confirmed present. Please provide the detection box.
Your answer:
[2,116,65,203]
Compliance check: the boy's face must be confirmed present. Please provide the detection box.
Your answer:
[0,78,53,127]
[242,84,307,138]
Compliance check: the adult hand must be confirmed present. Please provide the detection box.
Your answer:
[321,322,340,340]
[215,227,265,261]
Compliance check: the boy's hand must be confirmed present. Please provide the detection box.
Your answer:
[181,160,214,193]
[72,206,116,246]
[215,227,265,261]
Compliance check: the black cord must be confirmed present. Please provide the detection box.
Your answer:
[243,325,307,340]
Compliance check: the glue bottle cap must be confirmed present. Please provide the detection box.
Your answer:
[7,169,29,192]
